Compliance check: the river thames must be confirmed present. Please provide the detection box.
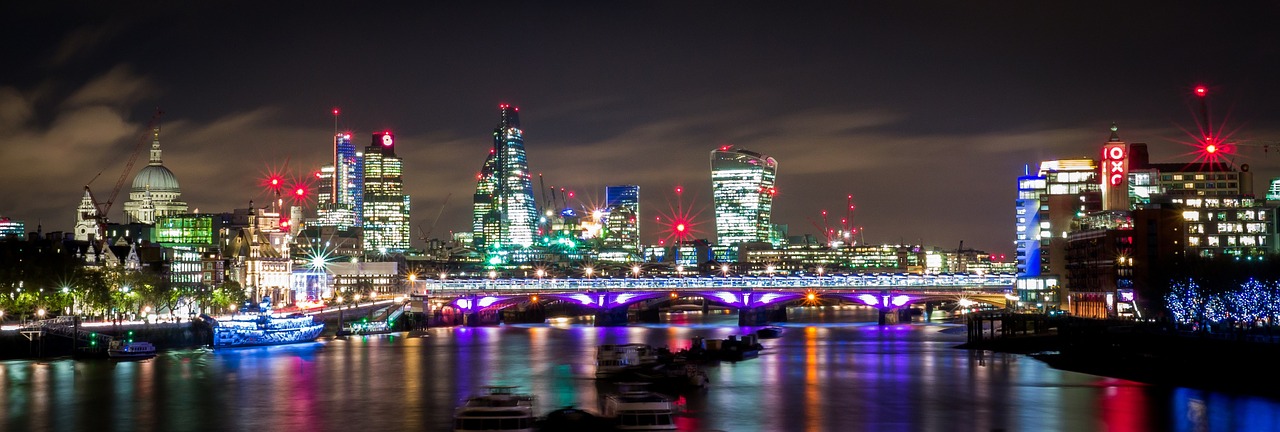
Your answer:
[2,308,1279,432]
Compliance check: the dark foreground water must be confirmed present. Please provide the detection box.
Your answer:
[3,308,1280,432]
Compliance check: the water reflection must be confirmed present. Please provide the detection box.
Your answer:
[2,309,1280,431]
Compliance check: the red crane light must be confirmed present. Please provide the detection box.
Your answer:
[676,223,686,233]
[295,187,306,197]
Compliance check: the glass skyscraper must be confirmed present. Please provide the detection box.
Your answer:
[362,131,410,254]
[315,133,363,230]
[472,105,538,250]
[711,145,778,247]
[604,185,640,252]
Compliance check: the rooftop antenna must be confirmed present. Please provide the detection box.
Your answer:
[332,107,340,135]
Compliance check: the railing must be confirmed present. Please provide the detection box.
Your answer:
[19,316,114,343]
[419,273,1016,293]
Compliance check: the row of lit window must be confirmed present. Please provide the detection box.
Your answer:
[1166,173,1237,181]
[1187,235,1268,247]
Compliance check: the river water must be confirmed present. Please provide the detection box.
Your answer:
[2,308,1279,432]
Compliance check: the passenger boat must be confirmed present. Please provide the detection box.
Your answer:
[202,314,325,348]
[596,344,659,378]
[453,386,535,432]
[602,384,678,430]
[107,340,157,360]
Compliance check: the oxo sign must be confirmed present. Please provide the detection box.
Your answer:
[1103,144,1127,186]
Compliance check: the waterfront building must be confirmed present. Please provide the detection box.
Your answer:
[1171,196,1276,259]
[740,243,935,275]
[472,105,539,254]
[603,185,641,255]
[1125,142,1252,204]
[711,145,778,248]
[224,207,293,305]
[314,132,364,230]
[1064,211,1135,319]
[327,261,400,297]
[156,213,231,294]
[1268,177,1280,202]
[1014,156,1100,309]
[362,131,410,255]
[0,217,23,238]
[123,124,188,224]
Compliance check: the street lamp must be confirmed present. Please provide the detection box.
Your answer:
[37,308,46,319]
[721,264,730,277]
[584,266,594,279]
[631,265,641,278]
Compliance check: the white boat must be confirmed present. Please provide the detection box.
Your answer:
[203,314,325,348]
[108,340,157,359]
[453,386,536,432]
[603,384,678,430]
[596,343,658,378]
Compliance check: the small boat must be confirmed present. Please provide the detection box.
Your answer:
[453,386,535,432]
[705,334,761,361]
[108,340,157,360]
[603,384,678,430]
[756,326,783,339]
[596,344,658,378]
[337,320,394,337]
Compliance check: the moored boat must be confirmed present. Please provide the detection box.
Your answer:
[202,314,324,348]
[602,384,678,430]
[597,344,658,378]
[453,385,535,432]
[108,340,157,360]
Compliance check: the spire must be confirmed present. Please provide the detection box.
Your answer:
[1108,122,1121,142]
[149,122,163,165]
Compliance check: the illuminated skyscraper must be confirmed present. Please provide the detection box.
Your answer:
[472,105,538,250]
[472,148,498,249]
[711,145,778,247]
[362,131,410,254]
[315,133,363,229]
[604,185,640,252]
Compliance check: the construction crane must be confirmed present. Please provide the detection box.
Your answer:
[94,110,164,221]
[416,192,452,242]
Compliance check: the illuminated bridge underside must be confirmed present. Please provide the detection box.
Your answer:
[434,274,1014,312]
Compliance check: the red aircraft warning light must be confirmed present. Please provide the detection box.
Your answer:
[1205,143,1218,154]
[1194,86,1207,97]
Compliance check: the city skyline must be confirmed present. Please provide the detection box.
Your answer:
[5,3,1280,255]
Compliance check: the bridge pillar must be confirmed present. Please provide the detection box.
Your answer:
[924,302,934,322]
[738,305,787,326]
[464,310,501,327]
[594,307,630,327]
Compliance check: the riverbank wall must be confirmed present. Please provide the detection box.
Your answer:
[958,313,1280,396]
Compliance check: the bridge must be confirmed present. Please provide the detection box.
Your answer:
[412,273,1016,326]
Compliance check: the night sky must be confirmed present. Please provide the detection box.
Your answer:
[4,2,1280,255]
